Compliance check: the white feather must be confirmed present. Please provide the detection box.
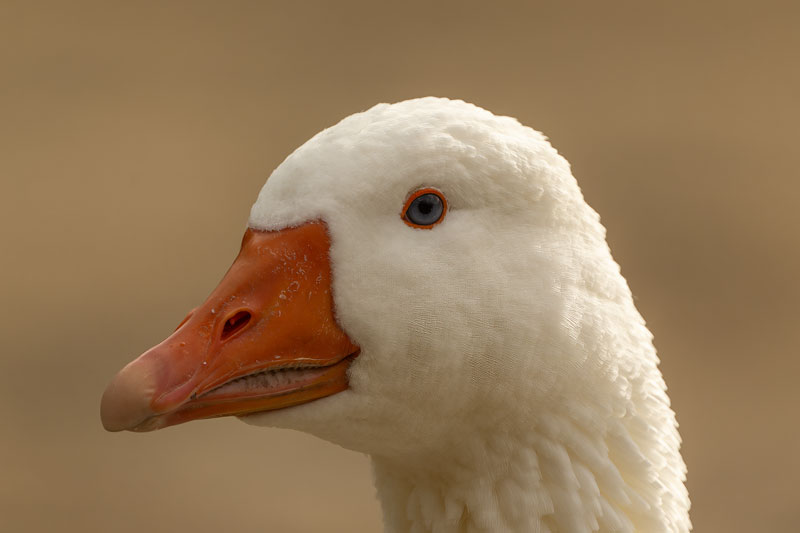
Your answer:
[245,97,690,532]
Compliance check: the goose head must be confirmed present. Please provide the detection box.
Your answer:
[101,98,689,532]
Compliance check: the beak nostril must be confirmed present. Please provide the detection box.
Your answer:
[221,310,252,341]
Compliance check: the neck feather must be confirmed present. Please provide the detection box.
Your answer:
[370,406,689,533]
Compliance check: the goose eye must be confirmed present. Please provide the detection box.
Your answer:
[402,188,447,229]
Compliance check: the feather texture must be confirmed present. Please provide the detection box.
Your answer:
[243,98,690,532]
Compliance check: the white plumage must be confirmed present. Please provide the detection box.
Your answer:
[243,98,691,532]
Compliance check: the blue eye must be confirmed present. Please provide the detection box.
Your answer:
[402,188,447,229]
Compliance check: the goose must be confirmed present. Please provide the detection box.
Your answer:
[100,97,691,533]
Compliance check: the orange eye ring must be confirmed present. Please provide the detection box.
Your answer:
[401,187,448,229]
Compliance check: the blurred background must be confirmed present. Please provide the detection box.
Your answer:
[1,1,798,531]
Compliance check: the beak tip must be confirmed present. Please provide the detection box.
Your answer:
[100,361,157,432]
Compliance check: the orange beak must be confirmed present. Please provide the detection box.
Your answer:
[100,221,359,432]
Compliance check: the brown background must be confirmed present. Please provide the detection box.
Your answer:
[1,1,798,532]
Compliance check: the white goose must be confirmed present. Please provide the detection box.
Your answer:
[101,97,690,532]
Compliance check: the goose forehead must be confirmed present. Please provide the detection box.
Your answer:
[249,98,572,230]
